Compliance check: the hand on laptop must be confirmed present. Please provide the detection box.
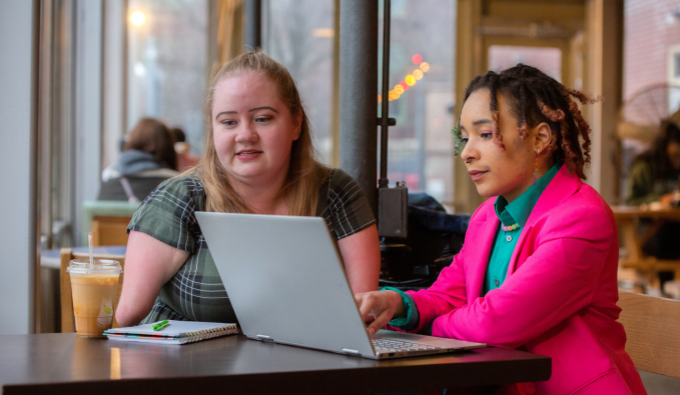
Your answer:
[355,290,405,335]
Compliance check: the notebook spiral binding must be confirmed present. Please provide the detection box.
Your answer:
[185,324,238,343]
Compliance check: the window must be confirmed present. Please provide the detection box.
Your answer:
[265,0,457,207]
[669,45,680,113]
[621,1,680,199]
[127,0,208,154]
[381,0,457,206]
[264,0,335,165]
[488,45,562,81]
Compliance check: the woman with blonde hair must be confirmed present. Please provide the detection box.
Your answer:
[117,51,380,326]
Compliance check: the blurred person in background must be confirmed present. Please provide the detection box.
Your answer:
[170,126,200,171]
[98,117,179,202]
[626,110,680,207]
[626,110,680,289]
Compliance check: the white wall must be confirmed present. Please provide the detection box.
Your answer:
[0,0,38,334]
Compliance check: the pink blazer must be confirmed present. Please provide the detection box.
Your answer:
[402,165,646,395]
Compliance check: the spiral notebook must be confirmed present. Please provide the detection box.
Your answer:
[104,320,238,345]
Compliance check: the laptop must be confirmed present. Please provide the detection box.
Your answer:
[195,212,485,360]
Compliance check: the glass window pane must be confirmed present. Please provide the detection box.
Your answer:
[381,0,457,207]
[127,0,208,154]
[621,0,680,199]
[264,0,456,208]
[488,45,562,81]
[264,0,335,165]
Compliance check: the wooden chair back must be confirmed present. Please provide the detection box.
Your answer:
[617,290,680,378]
[81,200,140,246]
[91,216,132,247]
[60,248,125,333]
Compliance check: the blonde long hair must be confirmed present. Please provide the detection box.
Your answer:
[193,51,329,216]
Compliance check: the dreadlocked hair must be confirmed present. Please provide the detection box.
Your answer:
[452,64,602,180]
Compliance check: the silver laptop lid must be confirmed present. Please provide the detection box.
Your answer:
[195,212,375,357]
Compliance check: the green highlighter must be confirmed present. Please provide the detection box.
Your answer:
[152,320,170,331]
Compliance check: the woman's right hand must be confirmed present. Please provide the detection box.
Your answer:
[354,290,405,335]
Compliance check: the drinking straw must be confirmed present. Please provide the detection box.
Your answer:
[88,232,94,269]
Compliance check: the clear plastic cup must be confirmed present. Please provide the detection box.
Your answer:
[67,258,122,337]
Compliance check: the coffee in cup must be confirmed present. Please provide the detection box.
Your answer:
[67,259,122,337]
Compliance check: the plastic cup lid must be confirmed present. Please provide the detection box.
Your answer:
[67,258,122,274]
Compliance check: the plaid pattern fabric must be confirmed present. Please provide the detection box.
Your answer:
[128,169,375,324]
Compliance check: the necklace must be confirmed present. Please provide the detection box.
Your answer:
[501,223,519,232]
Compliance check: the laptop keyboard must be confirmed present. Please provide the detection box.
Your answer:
[371,338,440,352]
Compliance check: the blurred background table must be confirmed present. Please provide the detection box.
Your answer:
[41,246,127,269]
[611,206,680,293]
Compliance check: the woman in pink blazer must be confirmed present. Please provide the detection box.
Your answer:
[357,65,646,395]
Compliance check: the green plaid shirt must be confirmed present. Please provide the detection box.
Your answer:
[127,168,376,325]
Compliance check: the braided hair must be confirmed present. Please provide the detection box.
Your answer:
[453,64,601,180]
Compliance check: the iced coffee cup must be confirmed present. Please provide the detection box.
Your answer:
[67,259,122,338]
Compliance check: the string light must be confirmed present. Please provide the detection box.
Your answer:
[382,54,431,103]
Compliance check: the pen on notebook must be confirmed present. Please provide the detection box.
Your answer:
[152,320,170,331]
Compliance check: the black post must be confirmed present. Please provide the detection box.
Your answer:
[339,0,379,216]
[378,0,390,189]
[244,0,261,50]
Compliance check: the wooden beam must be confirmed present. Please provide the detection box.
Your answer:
[486,1,585,20]
[582,0,623,203]
[453,0,484,214]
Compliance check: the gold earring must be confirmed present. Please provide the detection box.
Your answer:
[533,149,540,185]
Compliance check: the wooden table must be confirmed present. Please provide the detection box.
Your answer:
[611,206,680,286]
[41,246,127,269]
[0,334,551,395]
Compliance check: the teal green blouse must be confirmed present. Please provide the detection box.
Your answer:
[388,162,561,331]
[482,162,560,295]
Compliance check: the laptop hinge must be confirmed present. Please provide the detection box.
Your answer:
[342,348,361,356]
[256,334,273,342]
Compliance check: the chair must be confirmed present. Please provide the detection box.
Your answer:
[81,200,140,246]
[60,248,126,333]
[617,290,680,378]
[91,216,133,246]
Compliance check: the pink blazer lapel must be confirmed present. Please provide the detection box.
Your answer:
[506,164,583,275]
[465,202,500,300]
